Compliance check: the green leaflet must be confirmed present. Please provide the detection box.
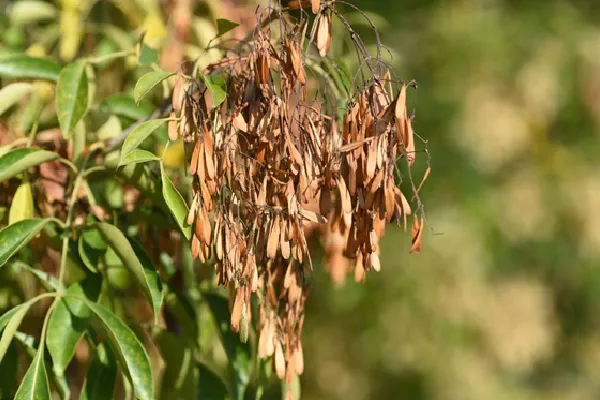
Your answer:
[95,222,163,323]
[134,71,175,105]
[80,343,117,400]
[160,164,192,240]
[0,219,51,268]
[46,276,101,375]
[0,147,60,182]
[0,54,61,81]
[56,60,89,138]
[204,293,251,400]
[120,118,169,161]
[84,301,153,400]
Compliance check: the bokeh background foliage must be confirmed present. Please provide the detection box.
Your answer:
[1,0,600,399]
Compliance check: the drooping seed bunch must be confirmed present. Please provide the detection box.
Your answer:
[171,2,428,388]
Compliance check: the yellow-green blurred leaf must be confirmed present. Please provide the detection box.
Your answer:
[8,180,34,225]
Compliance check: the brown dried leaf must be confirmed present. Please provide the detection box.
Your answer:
[409,215,424,254]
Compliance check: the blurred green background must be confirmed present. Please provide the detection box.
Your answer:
[302,1,600,399]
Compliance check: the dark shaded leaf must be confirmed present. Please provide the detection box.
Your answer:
[80,343,117,400]
[216,18,239,38]
[198,362,228,400]
[100,95,152,121]
[204,293,251,399]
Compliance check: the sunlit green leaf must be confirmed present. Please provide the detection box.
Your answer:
[0,147,59,182]
[160,164,192,240]
[120,118,169,160]
[8,180,34,225]
[202,73,227,108]
[118,149,159,168]
[0,55,61,81]
[46,276,101,375]
[0,219,51,268]
[13,332,71,400]
[0,83,34,116]
[9,1,58,26]
[97,115,122,140]
[134,71,175,106]
[84,301,153,400]
[204,293,251,399]
[0,300,34,363]
[56,60,88,138]
[216,18,239,38]
[13,339,51,400]
[72,120,86,167]
[96,222,163,322]
[80,343,117,400]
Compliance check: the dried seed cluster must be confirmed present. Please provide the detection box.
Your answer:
[171,3,427,387]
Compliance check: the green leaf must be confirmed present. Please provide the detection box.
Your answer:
[14,340,51,400]
[198,362,228,400]
[160,164,192,240]
[0,300,34,363]
[9,1,58,26]
[216,18,239,38]
[0,147,59,182]
[204,293,251,399]
[56,60,89,138]
[202,74,227,108]
[134,71,175,106]
[101,96,152,121]
[120,118,169,160]
[80,343,117,400]
[0,82,34,116]
[8,180,34,225]
[84,301,153,400]
[78,228,107,273]
[46,276,101,375]
[12,332,71,400]
[0,219,51,268]
[11,262,60,292]
[72,120,86,167]
[0,55,61,81]
[118,149,159,168]
[138,44,159,66]
[97,115,122,140]
[96,222,163,322]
